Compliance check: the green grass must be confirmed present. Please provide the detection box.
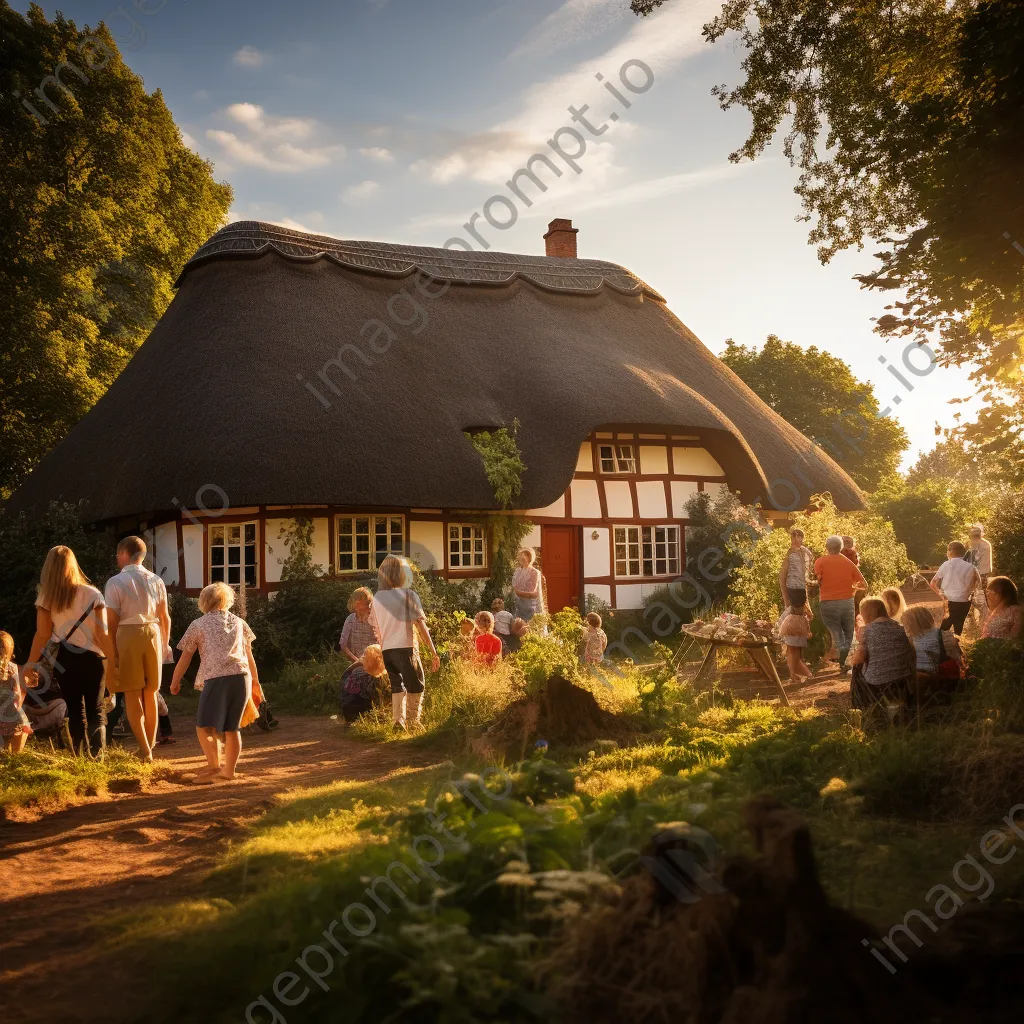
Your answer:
[0,746,161,810]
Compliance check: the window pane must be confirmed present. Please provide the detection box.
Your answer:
[244,544,256,566]
[211,548,225,566]
[339,553,353,571]
[210,526,224,544]
[338,518,352,536]
[629,559,640,575]
[391,518,402,536]
[643,560,653,576]
[211,566,224,582]
[356,552,370,569]
[227,565,240,584]
[244,565,257,587]
[356,518,369,535]
[338,534,352,553]
[228,547,241,565]
[228,525,241,543]
[244,523,256,543]
[356,534,370,553]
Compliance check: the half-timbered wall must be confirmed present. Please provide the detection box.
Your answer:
[157,429,732,608]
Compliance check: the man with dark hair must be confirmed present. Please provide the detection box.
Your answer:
[104,536,171,759]
[930,542,982,636]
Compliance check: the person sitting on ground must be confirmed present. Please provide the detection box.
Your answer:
[778,528,816,610]
[841,536,860,565]
[930,542,982,636]
[505,617,528,654]
[170,582,263,783]
[584,612,608,666]
[880,587,907,622]
[981,576,1021,640]
[901,605,964,697]
[815,535,867,677]
[0,630,32,753]
[849,597,917,710]
[473,611,503,666]
[492,598,513,651]
[778,599,813,683]
[340,644,389,723]
[338,586,380,663]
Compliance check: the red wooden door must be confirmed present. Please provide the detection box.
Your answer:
[541,525,581,613]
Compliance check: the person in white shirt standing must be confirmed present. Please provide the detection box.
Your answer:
[929,541,982,636]
[104,536,171,760]
[965,524,994,624]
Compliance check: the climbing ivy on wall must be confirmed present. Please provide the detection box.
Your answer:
[465,421,533,604]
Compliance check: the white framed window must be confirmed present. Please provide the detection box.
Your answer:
[336,515,405,573]
[599,443,636,474]
[447,523,486,569]
[613,525,681,578]
[210,522,258,588]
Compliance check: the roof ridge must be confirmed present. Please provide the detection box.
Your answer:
[177,220,665,300]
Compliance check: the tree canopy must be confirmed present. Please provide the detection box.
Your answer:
[0,2,232,499]
[721,334,908,490]
[634,0,1024,482]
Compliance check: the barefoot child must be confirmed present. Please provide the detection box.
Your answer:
[170,582,263,783]
[474,611,503,666]
[0,631,32,753]
[779,600,813,682]
[584,612,608,666]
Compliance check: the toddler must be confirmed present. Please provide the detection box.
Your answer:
[584,612,608,665]
[0,630,31,753]
[341,644,388,723]
[778,600,813,682]
[473,611,503,666]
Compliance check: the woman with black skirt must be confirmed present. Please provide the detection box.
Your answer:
[25,546,115,756]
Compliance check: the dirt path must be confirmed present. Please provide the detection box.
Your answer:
[0,717,442,1022]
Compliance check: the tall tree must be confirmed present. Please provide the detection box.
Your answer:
[633,0,1024,482]
[722,335,909,490]
[0,3,232,499]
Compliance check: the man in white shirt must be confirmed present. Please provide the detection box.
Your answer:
[930,541,982,636]
[966,525,994,624]
[104,536,171,758]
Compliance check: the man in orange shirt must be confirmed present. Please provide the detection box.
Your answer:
[815,535,868,676]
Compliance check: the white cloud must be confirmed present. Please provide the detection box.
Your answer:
[233,45,265,68]
[180,131,201,154]
[358,146,394,163]
[511,0,628,59]
[205,104,343,172]
[227,204,327,235]
[342,180,380,205]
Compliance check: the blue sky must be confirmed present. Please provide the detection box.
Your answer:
[28,0,978,466]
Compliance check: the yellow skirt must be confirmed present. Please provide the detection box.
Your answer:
[109,624,161,693]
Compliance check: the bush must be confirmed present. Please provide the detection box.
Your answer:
[988,488,1024,583]
[731,494,917,621]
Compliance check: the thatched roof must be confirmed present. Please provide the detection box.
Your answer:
[8,222,864,520]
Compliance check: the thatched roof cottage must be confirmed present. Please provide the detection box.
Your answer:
[9,219,863,610]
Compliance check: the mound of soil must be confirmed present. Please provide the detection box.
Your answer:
[545,795,1024,1023]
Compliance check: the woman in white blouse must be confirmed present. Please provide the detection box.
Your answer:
[512,549,543,622]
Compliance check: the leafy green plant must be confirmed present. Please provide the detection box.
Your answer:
[988,488,1024,583]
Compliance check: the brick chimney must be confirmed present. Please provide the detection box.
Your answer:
[543,218,578,258]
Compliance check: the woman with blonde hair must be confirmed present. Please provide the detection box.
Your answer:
[170,582,262,782]
[880,587,907,622]
[512,548,543,621]
[338,585,380,663]
[25,546,115,756]
[369,555,439,731]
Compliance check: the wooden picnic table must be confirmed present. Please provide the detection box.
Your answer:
[677,624,791,707]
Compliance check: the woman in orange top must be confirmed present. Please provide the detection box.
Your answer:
[814,535,867,677]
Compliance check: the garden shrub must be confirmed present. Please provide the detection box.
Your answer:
[731,494,917,620]
[988,487,1024,583]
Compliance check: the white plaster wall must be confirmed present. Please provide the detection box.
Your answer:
[570,479,601,518]
[311,518,330,574]
[604,480,633,518]
[708,482,732,500]
[576,442,593,473]
[636,480,668,519]
[527,495,565,518]
[519,523,542,552]
[585,583,611,606]
[264,517,329,582]
[154,522,179,587]
[670,480,701,517]
[410,520,445,570]
[672,447,724,475]
[182,523,204,589]
[583,527,610,578]
[639,445,669,475]
[615,583,645,609]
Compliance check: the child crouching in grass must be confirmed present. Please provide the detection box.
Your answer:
[0,630,32,753]
[779,599,813,682]
[474,611,503,666]
[170,582,263,784]
[584,612,608,666]
[340,644,389,723]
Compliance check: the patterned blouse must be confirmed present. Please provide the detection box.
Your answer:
[0,661,31,737]
[177,611,255,689]
[512,565,542,598]
[339,613,380,659]
[862,618,917,687]
[584,628,608,663]
[983,605,1021,640]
